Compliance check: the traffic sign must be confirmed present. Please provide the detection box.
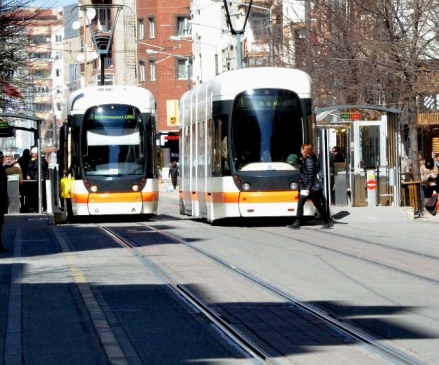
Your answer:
[366,180,377,190]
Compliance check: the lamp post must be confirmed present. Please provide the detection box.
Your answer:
[169,36,219,77]
[75,4,124,86]
[220,0,273,67]
[222,0,253,69]
[146,49,191,90]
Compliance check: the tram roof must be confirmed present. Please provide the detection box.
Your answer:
[200,67,312,99]
[67,85,156,113]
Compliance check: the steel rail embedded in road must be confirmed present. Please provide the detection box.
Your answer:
[99,225,278,365]
[137,224,426,365]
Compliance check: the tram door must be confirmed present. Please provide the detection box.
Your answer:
[350,120,387,206]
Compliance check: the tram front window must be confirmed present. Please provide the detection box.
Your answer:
[231,89,304,170]
[81,105,145,176]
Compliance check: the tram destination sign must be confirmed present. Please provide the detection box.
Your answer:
[339,113,361,121]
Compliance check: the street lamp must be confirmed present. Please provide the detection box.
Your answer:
[146,49,191,90]
[75,4,125,86]
[222,0,253,69]
[169,36,219,76]
[221,0,274,67]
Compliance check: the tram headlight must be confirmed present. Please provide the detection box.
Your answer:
[90,185,98,193]
[290,182,299,190]
[242,182,251,191]
[132,184,139,192]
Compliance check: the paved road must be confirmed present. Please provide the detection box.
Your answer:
[0,185,438,364]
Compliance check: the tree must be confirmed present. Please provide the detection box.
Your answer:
[282,0,439,180]
[0,0,41,112]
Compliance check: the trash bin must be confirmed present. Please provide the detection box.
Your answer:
[7,174,20,214]
[401,181,423,217]
[21,180,38,213]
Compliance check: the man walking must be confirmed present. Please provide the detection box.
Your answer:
[0,151,10,252]
[168,161,179,190]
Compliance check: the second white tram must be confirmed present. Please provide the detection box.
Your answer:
[179,67,316,223]
[60,85,159,220]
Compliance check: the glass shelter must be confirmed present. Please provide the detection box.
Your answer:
[315,106,401,208]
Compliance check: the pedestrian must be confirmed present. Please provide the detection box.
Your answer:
[420,155,438,201]
[4,151,23,185]
[0,151,10,252]
[26,147,49,212]
[27,147,49,181]
[287,143,332,230]
[330,146,344,163]
[17,149,30,183]
[168,161,179,190]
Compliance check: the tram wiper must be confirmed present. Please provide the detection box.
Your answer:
[122,154,144,176]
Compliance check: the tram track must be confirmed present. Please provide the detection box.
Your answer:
[99,225,276,365]
[99,223,424,365]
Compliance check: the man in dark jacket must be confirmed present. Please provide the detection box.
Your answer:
[168,161,179,190]
[0,152,10,252]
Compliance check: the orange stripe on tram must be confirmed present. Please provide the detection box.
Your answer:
[239,191,299,204]
[79,192,144,204]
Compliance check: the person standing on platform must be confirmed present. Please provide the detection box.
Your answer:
[18,149,31,211]
[0,152,10,252]
[26,147,49,212]
[420,156,438,202]
[4,151,23,185]
[287,144,331,230]
[18,148,30,180]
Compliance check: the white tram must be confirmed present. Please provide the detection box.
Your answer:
[179,67,316,223]
[60,86,158,220]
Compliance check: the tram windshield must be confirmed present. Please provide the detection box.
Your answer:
[231,89,304,171]
[81,104,145,176]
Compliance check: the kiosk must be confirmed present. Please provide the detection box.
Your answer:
[315,105,401,208]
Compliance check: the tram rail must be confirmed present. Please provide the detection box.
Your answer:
[99,224,423,365]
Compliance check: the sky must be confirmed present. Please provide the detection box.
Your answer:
[30,0,77,9]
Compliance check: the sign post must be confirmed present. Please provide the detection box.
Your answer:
[366,170,377,206]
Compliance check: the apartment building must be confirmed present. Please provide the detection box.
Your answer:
[137,1,192,132]
[2,8,64,155]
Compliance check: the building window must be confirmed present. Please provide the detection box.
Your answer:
[94,74,114,86]
[251,13,269,40]
[176,59,192,79]
[33,53,51,61]
[55,34,63,43]
[139,60,146,83]
[177,17,191,36]
[34,103,51,112]
[138,18,145,40]
[148,17,155,39]
[149,60,156,81]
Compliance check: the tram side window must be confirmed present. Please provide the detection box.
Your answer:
[71,129,81,178]
[212,118,221,177]
[212,116,230,177]
[220,117,231,176]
